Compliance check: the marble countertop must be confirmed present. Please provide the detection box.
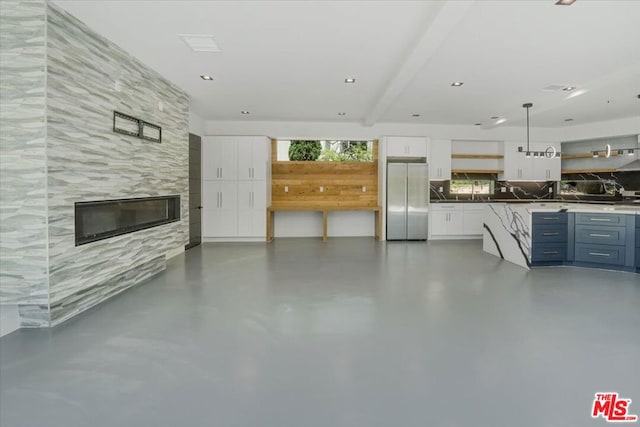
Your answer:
[430,200,640,213]
[513,203,639,214]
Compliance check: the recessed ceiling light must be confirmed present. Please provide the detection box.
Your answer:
[564,118,574,122]
[412,114,421,117]
[495,118,507,125]
[451,82,464,87]
[241,110,250,115]
[200,75,214,80]
[344,78,356,84]
[179,34,222,52]
[562,86,576,91]
[555,0,576,5]
[338,112,346,116]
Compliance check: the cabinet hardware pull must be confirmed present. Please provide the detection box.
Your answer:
[543,251,559,254]
[542,217,558,220]
[589,233,611,237]
[588,252,610,257]
[543,232,559,236]
[589,218,611,221]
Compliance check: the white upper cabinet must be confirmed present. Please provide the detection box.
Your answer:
[501,141,560,181]
[531,142,561,181]
[386,136,428,158]
[429,139,452,180]
[238,136,268,181]
[501,144,531,180]
[202,136,238,180]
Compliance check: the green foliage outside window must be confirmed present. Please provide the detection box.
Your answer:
[319,140,372,162]
[289,140,322,161]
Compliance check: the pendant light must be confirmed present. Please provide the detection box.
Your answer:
[517,102,561,158]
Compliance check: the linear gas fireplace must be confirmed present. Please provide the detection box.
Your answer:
[75,196,180,246]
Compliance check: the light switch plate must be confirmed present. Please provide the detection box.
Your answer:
[284,186,288,193]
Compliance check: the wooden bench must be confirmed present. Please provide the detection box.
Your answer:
[267,205,382,242]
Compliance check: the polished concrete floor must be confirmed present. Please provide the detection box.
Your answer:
[1,239,639,427]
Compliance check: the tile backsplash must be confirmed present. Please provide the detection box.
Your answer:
[430,180,554,201]
[429,171,639,202]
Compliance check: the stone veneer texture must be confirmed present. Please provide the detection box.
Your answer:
[1,1,189,328]
[44,4,189,325]
[0,1,50,317]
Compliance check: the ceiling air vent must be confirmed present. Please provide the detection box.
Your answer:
[179,34,221,52]
[542,84,571,92]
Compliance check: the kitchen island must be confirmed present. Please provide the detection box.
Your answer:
[483,202,639,272]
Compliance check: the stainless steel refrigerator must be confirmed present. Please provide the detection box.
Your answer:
[386,159,429,240]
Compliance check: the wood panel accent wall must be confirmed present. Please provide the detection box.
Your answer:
[271,140,379,207]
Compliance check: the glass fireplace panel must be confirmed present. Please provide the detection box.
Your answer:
[75,196,180,246]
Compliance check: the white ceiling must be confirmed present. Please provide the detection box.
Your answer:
[52,0,640,128]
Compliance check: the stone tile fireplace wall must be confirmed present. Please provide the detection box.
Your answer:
[0,1,49,315]
[0,1,189,328]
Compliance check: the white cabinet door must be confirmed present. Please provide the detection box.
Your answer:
[405,138,428,157]
[238,137,268,181]
[219,139,238,180]
[501,144,532,180]
[531,142,561,181]
[251,137,268,180]
[429,140,451,180]
[238,136,269,180]
[448,211,464,235]
[201,137,219,180]
[213,209,238,237]
[202,181,238,237]
[202,136,238,180]
[386,136,427,157]
[430,212,450,236]
[237,139,253,181]
[430,204,463,235]
[238,181,266,237]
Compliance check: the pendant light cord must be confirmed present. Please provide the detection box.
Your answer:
[523,102,533,153]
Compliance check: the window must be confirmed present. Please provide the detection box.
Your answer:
[277,139,374,162]
[449,179,493,196]
[559,180,617,196]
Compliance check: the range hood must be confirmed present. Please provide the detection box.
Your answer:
[617,159,640,171]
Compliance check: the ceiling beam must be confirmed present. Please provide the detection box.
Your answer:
[363,0,476,127]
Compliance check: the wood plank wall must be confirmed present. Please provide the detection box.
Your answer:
[270,139,379,207]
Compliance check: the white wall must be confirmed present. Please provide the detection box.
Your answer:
[556,116,640,142]
[189,109,206,136]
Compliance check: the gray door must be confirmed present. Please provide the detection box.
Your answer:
[186,133,202,249]
[407,164,429,240]
[386,163,407,240]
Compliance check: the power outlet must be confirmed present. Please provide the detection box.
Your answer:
[501,187,507,193]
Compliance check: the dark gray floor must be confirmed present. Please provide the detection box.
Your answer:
[1,239,639,427]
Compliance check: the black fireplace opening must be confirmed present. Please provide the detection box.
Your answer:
[75,196,180,246]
